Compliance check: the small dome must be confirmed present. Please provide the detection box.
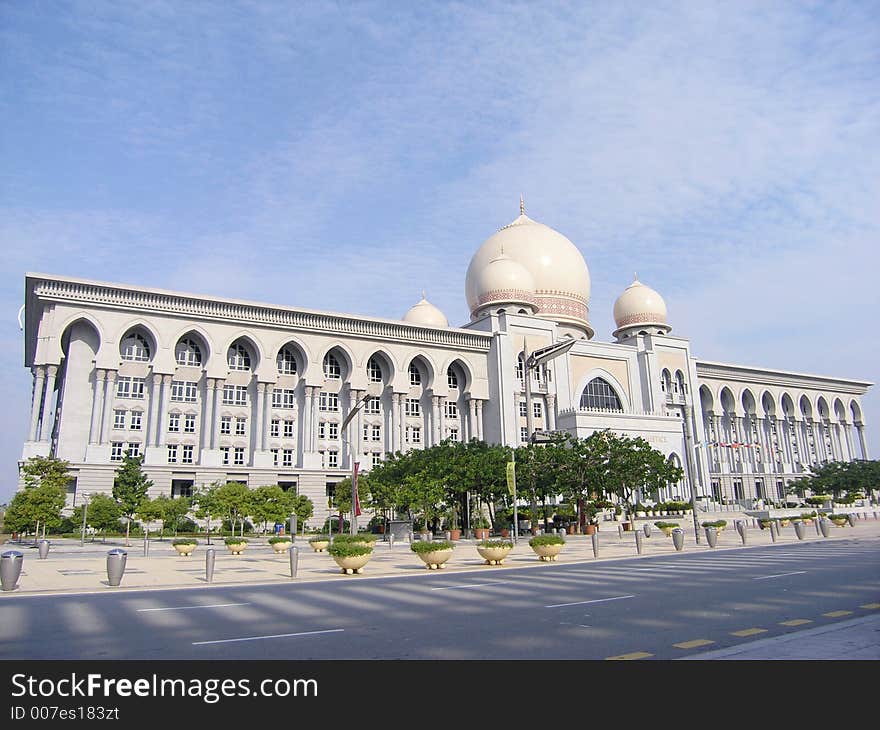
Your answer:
[612,274,670,335]
[471,252,537,312]
[403,294,449,328]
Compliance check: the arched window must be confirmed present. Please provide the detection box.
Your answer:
[675,371,686,395]
[277,347,297,376]
[515,357,524,381]
[660,370,671,393]
[175,338,202,367]
[121,332,151,362]
[227,343,251,371]
[323,353,341,379]
[409,363,421,386]
[367,357,382,383]
[580,378,623,412]
[447,367,459,389]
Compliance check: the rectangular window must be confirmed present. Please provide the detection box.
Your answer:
[181,444,194,464]
[221,447,230,465]
[129,411,143,430]
[408,426,421,443]
[328,422,338,440]
[533,402,542,419]
[168,413,181,433]
[272,388,296,409]
[111,442,124,461]
[319,392,339,412]
[270,419,280,437]
[405,398,421,417]
[283,420,295,438]
[171,380,198,402]
[372,452,382,467]
[116,377,144,399]
[364,398,380,415]
[327,450,338,468]
[167,444,178,463]
[520,427,529,443]
[235,417,247,436]
[318,422,327,440]
[271,448,279,466]
[184,414,196,433]
[519,401,527,417]
[449,427,459,442]
[372,424,381,441]
[220,416,231,435]
[222,385,248,406]
[282,449,294,467]
[113,409,126,430]
[127,442,141,458]
[363,423,370,441]
[444,401,458,419]
[233,446,245,465]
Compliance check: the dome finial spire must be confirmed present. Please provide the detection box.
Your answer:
[421,289,426,300]
[520,194,525,216]
[633,271,639,282]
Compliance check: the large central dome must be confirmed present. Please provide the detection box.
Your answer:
[465,204,593,338]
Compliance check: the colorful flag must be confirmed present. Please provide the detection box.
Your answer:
[353,461,362,516]
[506,461,516,496]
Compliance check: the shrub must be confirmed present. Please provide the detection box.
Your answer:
[309,535,330,543]
[331,533,377,545]
[328,542,372,558]
[702,520,726,528]
[410,540,454,554]
[654,522,680,529]
[478,540,513,549]
[224,537,249,545]
[529,534,564,547]
[801,511,817,519]
[268,536,292,544]
[172,538,198,545]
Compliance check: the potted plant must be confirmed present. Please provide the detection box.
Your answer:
[446,506,462,541]
[701,520,727,533]
[829,514,848,527]
[172,537,198,556]
[224,536,248,555]
[309,535,330,552]
[268,535,293,553]
[472,516,490,540]
[411,539,454,569]
[476,539,513,565]
[332,533,378,550]
[654,521,679,537]
[529,534,565,561]
[583,502,600,535]
[328,541,373,574]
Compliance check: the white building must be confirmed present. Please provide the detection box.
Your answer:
[19,204,872,524]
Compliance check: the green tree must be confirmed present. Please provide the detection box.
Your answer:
[137,497,166,538]
[87,493,123,542]
[214,482,253,537]
[112,452,153,545]
[21,455,71,491]
[193,483,224,543]
[3,491,34,536]
[290,493,314,531]
[162,496,192,536]
[250,485,296,533]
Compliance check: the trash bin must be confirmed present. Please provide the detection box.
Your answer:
[38,539,50,560]
[106,549,127,587]
[0,551,24,591]
[672,528,684,552]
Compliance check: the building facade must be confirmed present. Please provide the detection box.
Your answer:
[19,206,871,524]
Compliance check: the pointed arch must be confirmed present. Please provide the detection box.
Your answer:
[364,348,397,386]
[444,357,474,393]
[719,387,736,414]
[760,390,776,417]
[799,394,813,420]
[577,368,628,412]
[699,384,715,413]
[171,325,213,368]
[741,388,757,415]
[222,332,263,371]
[116,319,161,363]
[276,339,309,377]
[53,313,104,363]
[319,342,355,381]
[403,352,438,390]
[781,392,796,418]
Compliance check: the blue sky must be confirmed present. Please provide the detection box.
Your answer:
[1,1,878,502]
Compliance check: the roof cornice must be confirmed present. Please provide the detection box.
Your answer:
[695,359,872,394]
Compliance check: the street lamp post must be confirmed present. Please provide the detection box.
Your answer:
[341,393,373,535]
[683,406,702,545]
[80,491,90,547]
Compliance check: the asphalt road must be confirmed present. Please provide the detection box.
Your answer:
[3,539,878,660]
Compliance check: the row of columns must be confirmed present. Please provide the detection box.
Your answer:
[28,365,58,443]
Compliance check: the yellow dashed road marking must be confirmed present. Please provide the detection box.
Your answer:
[780,619,812,627]
[673,639,715,649]
[606,652,653,660]
[860,603,880,610]
[730,628,768,637]
[823,610,853,618]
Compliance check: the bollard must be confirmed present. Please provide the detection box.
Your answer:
[445,531,451,541]
[705,526,717,548]
[205,547,215,583]
[793,521,806,540]
[426,532,433,542]
[591,531,599,558]
[819,518,831,539]
[38,539,49,560]
[736,521,747,545]
[672,528,684,552]
[769,520,778,543]
[289,514,297,542]
[617,525,623,540]
[846,514,855,528]
[289,545,299,578]
[634,530,643,555]
[643,523,651,538]
[106,549,127,587]
[814,518,820,535]
[389,533,395,551]
[0,551,24,591]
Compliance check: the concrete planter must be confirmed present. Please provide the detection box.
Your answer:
[332,552,372,574]
[270,540,293,554]
[530,543,563,562]
[309,540,330,552]
[416,549,453,569]
[173,543,197,557]
[226,542,248,555]
[476,545,512,565]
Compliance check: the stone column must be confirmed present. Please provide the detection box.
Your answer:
[262,384,273,452]
[353,390,364,461]
[89,369,107,444]
[469,397,478,442]
[203,378,215,450]
[29,366,46,442]
[302,386,314,453]
[255,382,266,455]
[398,394,407,449]
[431,396,441,446]
[39,365,58,443]
[211,379,224,450]
[147,373,163,447]
[438,396,446,442]
[157,375,172,447]
[311,387,320,453]
[101,371,118,444]
[843,423,855,462]
[546,394,557,431]
[391,393,401,453]
[475,399,484,440]
[856,424,869,460]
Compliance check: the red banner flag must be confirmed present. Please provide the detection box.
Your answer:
[353,461,362,517]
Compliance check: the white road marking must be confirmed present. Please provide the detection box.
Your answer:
[545,595,635,608]
[752,571,807,580]
[192,628,344,645]
[137,602,251,612]
[431,581,509,591]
